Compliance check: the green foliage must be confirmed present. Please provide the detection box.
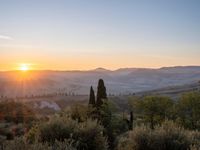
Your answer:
[66,103,100,122]
[176,92,200,130]
[116,121,200,150]
[153,121,191,150]
[3,137,51,150]
[37,117,76,143]
[0,122,32,142]
[126,111,134,130]
[3,137,76,150]
[25,125,38,143]
[117,125,151,150]
[3,85,200,150]
[0,125,14,141]
[11,123,25,137]
[70,104,89,122]
[188,130,200,149]
[100,101,129,149]
[96,79,107,107]
[89,86,96,106]
[73,119,108,150]
[130,96,174,129]
[26,116,108,150]
[100,101,113,127]
[0,101,36,124]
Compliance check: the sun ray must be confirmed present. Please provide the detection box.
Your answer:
[19,64,30,71]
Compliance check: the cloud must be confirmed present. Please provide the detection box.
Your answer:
[0,35,13,40]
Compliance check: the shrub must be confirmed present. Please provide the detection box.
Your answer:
[73,119,108,150]
[2,137,76,150]
[70,104,89,122]
[34,117,76,143]
[25,125,38,143]
[26,116,108,150]
[151,121,190,150]
[99,101,128,149]
[0,101,36,124]
[129,96,174,129]
[188,131,200,149]
[117,125,152,150]
[176,92,200,130]
[116,121,200,150]
[0,127,14,140]
[3,137,51,150]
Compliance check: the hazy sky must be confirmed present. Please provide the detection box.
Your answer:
[0,0,200,70]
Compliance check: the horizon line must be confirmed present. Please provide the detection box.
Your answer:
[1,65,200,72]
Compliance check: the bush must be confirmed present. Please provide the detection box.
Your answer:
[37,117,76,143]
[129,96,174,129]
[152,121,190,150]
[26,116,108,150]
[73,119,108,150]
[116,121,200,150]
[2,137,76,150]
[0,101,36,124]
[70,104,89,122]
[189,131,200,149]
[176,92,200,130]
[117,125,152,150]
[99,101,129,149]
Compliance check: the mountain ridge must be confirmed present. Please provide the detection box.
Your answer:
[1,65,200,73]
[0,66,200,97]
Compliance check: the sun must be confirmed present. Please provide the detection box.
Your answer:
[19,64,30,71]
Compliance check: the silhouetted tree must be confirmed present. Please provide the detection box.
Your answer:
[89,86,95,106]
[96,79,107,107]
[124,111,134,130]
[129,111,133,130]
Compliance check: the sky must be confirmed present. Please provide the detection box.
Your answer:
[0,0,200,71]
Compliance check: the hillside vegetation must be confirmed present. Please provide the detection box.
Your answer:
[1,79,200,150]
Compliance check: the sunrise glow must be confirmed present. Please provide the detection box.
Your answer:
[0,1,200,71]
[19,64,30,71]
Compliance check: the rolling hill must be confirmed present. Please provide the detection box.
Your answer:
[0,66,200,98]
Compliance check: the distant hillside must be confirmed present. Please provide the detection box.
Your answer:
[136,81,200,99]
[0,66,200,97]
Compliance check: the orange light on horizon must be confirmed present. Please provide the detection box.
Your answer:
[19,64,30,72]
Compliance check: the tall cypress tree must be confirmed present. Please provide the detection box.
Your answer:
[96,79,107,107]
[129,111,133,130]
[89,86,95,106]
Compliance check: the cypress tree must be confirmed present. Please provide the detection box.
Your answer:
[129,111,133,130]
[96,79,107,107]
[89,86,95,106]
